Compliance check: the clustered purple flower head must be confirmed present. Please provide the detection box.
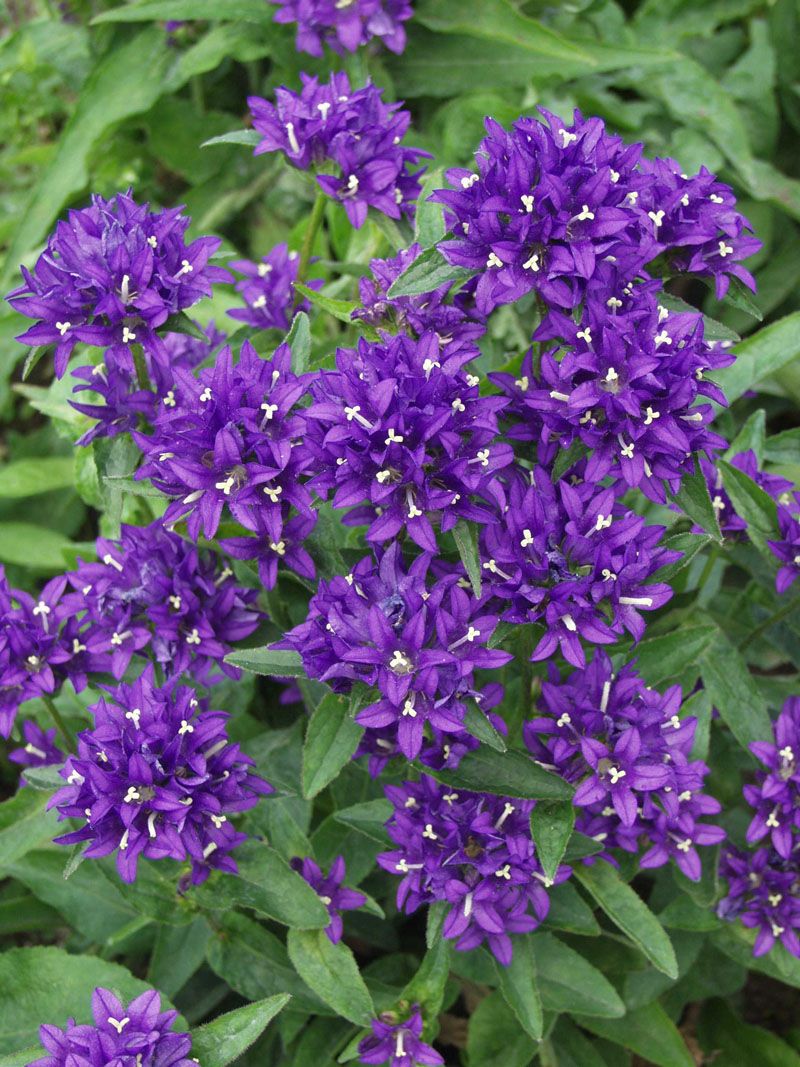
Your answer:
[524,653,724,880]
[743,697,800,859]
[305,332,513,551]
[431,108,759,315]
[352,244,486,364]
[6,190,231,377]
[280,544,511,760]
[51,666,272,884]
[248,73,429,228]
[507,291,731,503]
[290,854,366,942]
[479,468,677,667]
[358,1005,443,1067]
[272,0,414,57]
[29,987,194,1067]
[8,720,64,778]
[701,449,794,537]
[769,494,800,595]
[71,322,227,446]
[135,340,317,589]
[64,520,260,683]
[717,847,800,958]
[378,775,570,964]
[228,242,322,331]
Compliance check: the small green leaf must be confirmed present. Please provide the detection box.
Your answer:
[224,646,304,677]
[19,766,64,792]
[293,282,361,326]
[726,409,766,461]
[333,799,392,845]
[387,246,475,298]
[401,939,452,1022]
[657,293,740,342]
[720,275,763,320]
[287,928,374,1025]
[427,746,573,801]
[285,311,312,374]
[575,863,679,979]
[463,700,507,752]
[765,427,800,466]
[191,995,292,1067]
[0,791,57,871]
[202,128,262,148]
[668,456,722,542]
[494,937,543,1040]
[719,459,778,548]
[0,522,73,572]
[530,800,574,882]
[414,168,446,248]
[426,900,448,948]
[160,312,208,340]
[453,520,482,597]
[302,692,363,799]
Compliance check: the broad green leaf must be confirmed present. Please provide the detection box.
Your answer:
[224,646,304,677]
[147,917,212,998]
[654,533,713,586]
[632,623,718,689]
[285,311,312,375]
[0,790,57,871]
[427,745,574,801]
[0,946,181,1054]
[765,426,800,465]
[94,0,271,21]
[494,938,543,1040]
[719,459,778,542]
[530,800,574,882]
[576,1002,694,1067]
[544,881,600,937]
[426,900,447,949]
[387,246,475,298]
[466,990,538,1067]
[575,864,679,979]
[532,933,625,1018]
[550,1017,609,1067]
[414,168,446,248]
[668,457,722,542]
[0,522,73,572]
[0,458,74,498]
[700,631,772,750]
[287,928,374,1025]
[713,924,800,990]
[453,520,482,597]
[191,995,292,1067]
[202,129,262,148]
[658,293,740,342]
[713,312,800,404]
[463,700,507,753]
[697,997,800,1067]
[726,409,766,460]
[302,691,363,799]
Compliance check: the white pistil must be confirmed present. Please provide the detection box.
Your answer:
[122,326,136,344]
[603,367,619,385]
[67,769,85,785]
[626,191,638,205]
[549,390,570,402]
[648,209,665,228]
[183,490,203,504]
[521,194,535,212]
[711,495,725,514]
[600,680,612,714]
[56,320,71,335]
[709,193,724,204]
[422,357,440,376]
[460,173,479,189]
[495,864,512,880]
[486,251,503,269]
[163,390,177,407]
[594,514,612,532]
[520,528,534,548]
[561,614,577,632]
[619,595,654,607]
[178,719,194,735]
[769,892,783,908]
[522,253,540,272]
[285,122,300,154]
[263,484,283,502]
[186,628,201,645]
[718,240,734,257]
[663,714,681,730]
[126,707,141,728]
[556,712,571,728]
[601,568,617,581]
[607,297,623,310]
[396,858,423,873]
[559,128,577,147]
[676,839,692,853]
[654,329,672,346]
[344,404,372,429]
[344,174,359,196]
[159,452,174,462]
[483,558,512,580]
[448,626,481,651]
[120,274,132,303]
[402,697,417,718]
[169,595,182,610]
[515,375,529,391]
[124,786,140,804]
[108,1017,130,1034]
[395,1033,405,1059]
[175,259,193,278]
[32,601,51,632]
[443,792,459,805]
[199,387,212,403]
[618,436,635,460]
[385,427,404,445]
[215,476,235,496]
[257,262,273,277]
[147,813,158,838]
[574,204,595,222]
[422,823,438,840]
[766,808,781,829]
[147,235,158,248]
[657,305,669,323]
[464,891,474,917]
[317,101,331,120]
[610,169,620,183]
[24,743,46,760]
[389,649,414,673]
[210,814,227,828]
[119,829,130,851]
[261,401,278,420]
[103,553,124,572]
[495,802,515,829]
[577,326,592,344]
[203,842,218,859]
[406,488,423,519]
[110,630,130,647]
[452,397,466,413]
[644,406,660,425]
[607,766,626,785]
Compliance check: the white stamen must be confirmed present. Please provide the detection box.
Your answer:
[126,708,141,729]
[199,387,212,403]
[654,330,671,346]
[619,596,654,607]
[422,823,438,840]
[608,766,626,785]
[574,204,595,222]
[163,390,177,407]
[520,528,534,548]
[495,802,515,829]
[186,628,201,645]
[561,614,577,632]
[482,558,512,581]
[559,128,577,147]
[495,864,512,879]
[644,406,660,425]
[607,297,623,309]
[402,697,417,718]
[216,476,235,496]
[577,327,592,344]
[286,122,300,154]
[178,719,194,735]
[515,375,529,391]
[648,209,665,228]
[108,1017,130,1034]
[56,320,71,335]
[103,553,124,572]
[460,173,479,189]
[147,812,158,838]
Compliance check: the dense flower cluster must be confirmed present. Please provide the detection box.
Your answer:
[769,494,800,594]
[271,0,414,57]
[248,73,428,227]
[479,470,677,667]
[29,988,194,1067]
[280,544,510,759]
[51,668,272,883]
[135,340,317,588]
[7,190,230,376]
[431,108,759,315]
[524,653,724,880]
[8,720,63,775]
[291,855,366,942]
[744,697,800,859]
[701,449,794,537]
[305,332,512,550]
[378,775,570,963]
[358,1005,443,1067]
[228,243,320,331]
[717,848,800,958]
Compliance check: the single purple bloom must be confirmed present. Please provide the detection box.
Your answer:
[290,855,366,942]
[358,1005,443,1067]
[769,497,800,595]
[228,243,322,331]
[272,0,414,57]
[8,720,64,784]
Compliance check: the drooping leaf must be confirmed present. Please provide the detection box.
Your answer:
[0,458,74,498]
[494,937,543,1040]
[287,928,374,1025]
[453,520,482,597]
[532,933,625,1018]
[576,1002,695,1067]
[302,691,363,799]
[700,631,773,751]
[530,800,574,882]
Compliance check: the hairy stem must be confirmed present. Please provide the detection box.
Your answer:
[295,189,328,298]
[42,694,72,752]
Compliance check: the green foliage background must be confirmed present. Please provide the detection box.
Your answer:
[1,1,800,1065]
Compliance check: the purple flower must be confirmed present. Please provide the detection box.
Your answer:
[6,190,230,377]
[769,497,800,595]
[718,847,800,958]
[378,776,570,964]
[358,1005,443,1067]
[65,520,260,683]
[701,450,794,537]
[134,340,317,572]
[228,243,322,331]
[248,73,428,228]
[51,666,273,884]
[8,720,64,782]
[290,855,366,941]
[304,332,513,552]
[272,0,414,57]
[744,697,800,859]
[28,987,194,1067]
[280,544,511,760]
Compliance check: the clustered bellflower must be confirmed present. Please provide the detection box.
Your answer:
[524,653,724,880]
[28,987,194,1067]
[271,0,414,57]
[51,667,273,883]
[228,242,321,331]
[378,775,570,964]
[248,72,428,228]
[358,1005,443,1067]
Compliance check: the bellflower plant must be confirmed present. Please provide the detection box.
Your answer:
[270,0,414,57]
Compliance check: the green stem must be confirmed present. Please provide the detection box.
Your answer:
[738,593,800,651]
[131,344,152,392]
[696,543,721,592]
[42,694,72,752]
[190,75,205,115]
[294,189,328,299]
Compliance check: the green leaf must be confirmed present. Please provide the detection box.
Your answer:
[224,646,304,677]
[202,129,262,148]
[668,456,722,542]
[160,312,209,341]
[0,522,73,572]
[720,276,764,321]
[765,427,800,466]
[577,1003,694,1067]
[466,990,538,1067]
[427,745,573,800]
[550,1017,609,1067]
[414,168,446,249]
[287,928,374,1025]
[712,312,800,405]
[0,790,56,871]
[575,864,679,979]
[400,939,452,1022]
[453,520,482,597]
[93,0,271,21]
[285,311,312,375]
[700,630,772,750]
[632,623,718,689]
[387,246,475,298]
[657,293,740,342]
[0,946,181,1054]
[532,932,625,1018]
[530,800,574,882]
[191,995,292,1067]
[333,799,392,845]
[200,841,329,929]
[697,998,800,1067]
[494,937,543,1040]
[20,766,64,791]
[302,691,363,799]
[147,917,211,998]
[463,700,507,753]
[719,459,778,539]
[293,282,362,327]
[726,409,766,461]
[0,458,74,498]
